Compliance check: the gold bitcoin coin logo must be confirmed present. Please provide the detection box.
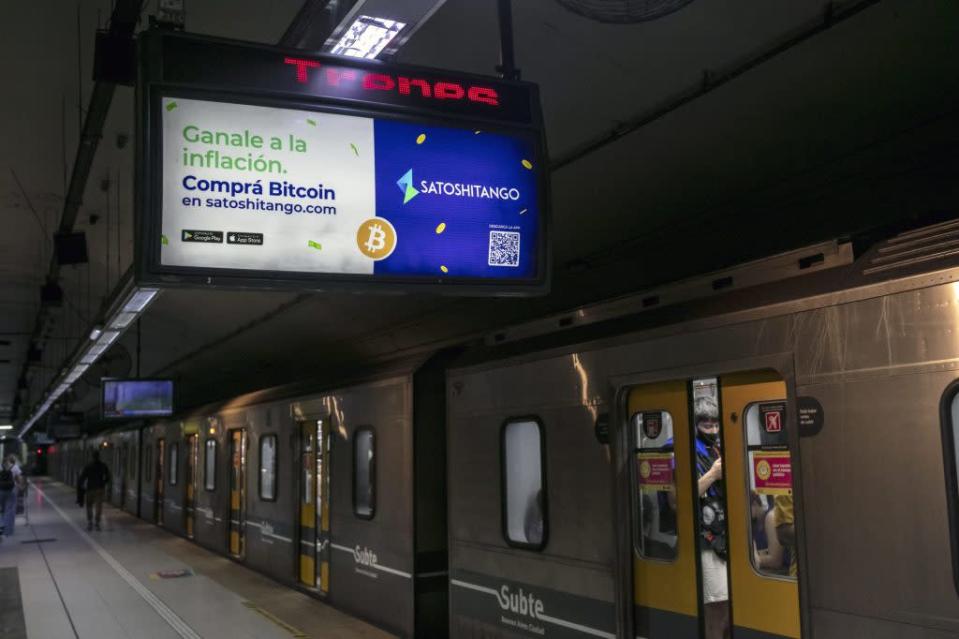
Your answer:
[356,217,397,260]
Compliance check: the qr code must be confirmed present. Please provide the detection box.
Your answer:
[488,230,520,267]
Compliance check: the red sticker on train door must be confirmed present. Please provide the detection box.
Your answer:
[759,402,786,433]
[638,452,674,491]
[642,412,662,439]
[752,451,792,495]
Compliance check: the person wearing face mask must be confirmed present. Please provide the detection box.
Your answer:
[694,396,729,639]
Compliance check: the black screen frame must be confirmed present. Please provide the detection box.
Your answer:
[100,378,176,420]
[135,30,550,296]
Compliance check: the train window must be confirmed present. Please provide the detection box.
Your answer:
[744,401,797,579]
[353,428,376,519]
[205,440,217,491]
[501,418,547,550]
[260,435,278,501]
[169,443,178,485]
[631,410,678,561]
[145,445,152,482]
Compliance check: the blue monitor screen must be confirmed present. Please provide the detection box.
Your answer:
[102,380,174,418]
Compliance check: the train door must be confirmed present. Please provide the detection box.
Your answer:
[228,429,247,558]
[185,434,198,539]
[118,444,127,508]
[626,370,801,639]
[156,439,165,526]
[297,419,331,594]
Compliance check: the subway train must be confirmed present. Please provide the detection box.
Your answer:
[49,218,959,639]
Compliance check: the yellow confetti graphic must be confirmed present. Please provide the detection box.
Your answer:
[474,130,481,135]
[440,265,448,273]
[521,159,533,170]
[416,133,426,144]
[435,222,446,234]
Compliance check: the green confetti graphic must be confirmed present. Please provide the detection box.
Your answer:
[308,240,322,250]
[161,234,169,245]
[306,118,316,126]
[165,102,178,111]
[350,143,359,156]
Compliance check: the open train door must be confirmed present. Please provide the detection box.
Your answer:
[720,370,801,639]
[185,433,198,539]
[621,369,804,639]
[297,418,332,594]
[626,380,700,638]
[228,429,247,558]
[156,438,165,526]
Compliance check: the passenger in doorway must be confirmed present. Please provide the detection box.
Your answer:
[0,455,22,539]
[773,494,797,576]
[694,396,730,639]
[78,450,111,531]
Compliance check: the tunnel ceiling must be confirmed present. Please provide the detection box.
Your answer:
[2,0,958,424]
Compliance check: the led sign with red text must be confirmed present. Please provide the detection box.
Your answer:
[143,31,537,125]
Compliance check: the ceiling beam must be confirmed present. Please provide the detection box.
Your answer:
[550,0,882,172]
[12,0,353,425]
[12,0,145,422]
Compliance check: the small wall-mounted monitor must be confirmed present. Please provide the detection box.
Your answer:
[102,379,174,419]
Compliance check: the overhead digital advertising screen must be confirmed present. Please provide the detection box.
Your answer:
[102,379,175,419]
[137,31,548,295]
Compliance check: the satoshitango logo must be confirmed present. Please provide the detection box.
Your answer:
[397,169,521,204]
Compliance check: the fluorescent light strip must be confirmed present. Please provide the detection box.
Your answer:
[109,311,138,329]
[97,330,120,347]
[330,15,406,59]
[18,286,163,437]
[122,288,158,314]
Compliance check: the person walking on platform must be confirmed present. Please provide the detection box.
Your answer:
[78,450,111,531]
[0,455,21,540]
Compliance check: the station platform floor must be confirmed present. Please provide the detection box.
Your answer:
[0,478,394,639]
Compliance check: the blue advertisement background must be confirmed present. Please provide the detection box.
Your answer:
[372,119,540,279]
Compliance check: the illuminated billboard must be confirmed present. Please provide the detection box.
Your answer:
[136,31,548,294]
[102,379,174,419]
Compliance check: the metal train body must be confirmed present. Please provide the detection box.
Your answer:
[49,220,959,638]
[50,363,449,638]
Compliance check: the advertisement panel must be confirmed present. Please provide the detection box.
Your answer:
[137,31,548,294]
[751,450,793,495]
[159,97,540,280]
[637,452,674,491]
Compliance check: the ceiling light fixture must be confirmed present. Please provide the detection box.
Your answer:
[329,15,406,59]
[317,1,447,61]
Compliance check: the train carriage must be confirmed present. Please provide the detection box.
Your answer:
[446,222,959,639]
[46,219,959,638]
[49,357,449,638]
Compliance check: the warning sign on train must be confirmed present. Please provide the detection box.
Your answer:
[759,402,786,433]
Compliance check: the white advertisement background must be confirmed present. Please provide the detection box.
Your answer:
[160,97,376,274]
